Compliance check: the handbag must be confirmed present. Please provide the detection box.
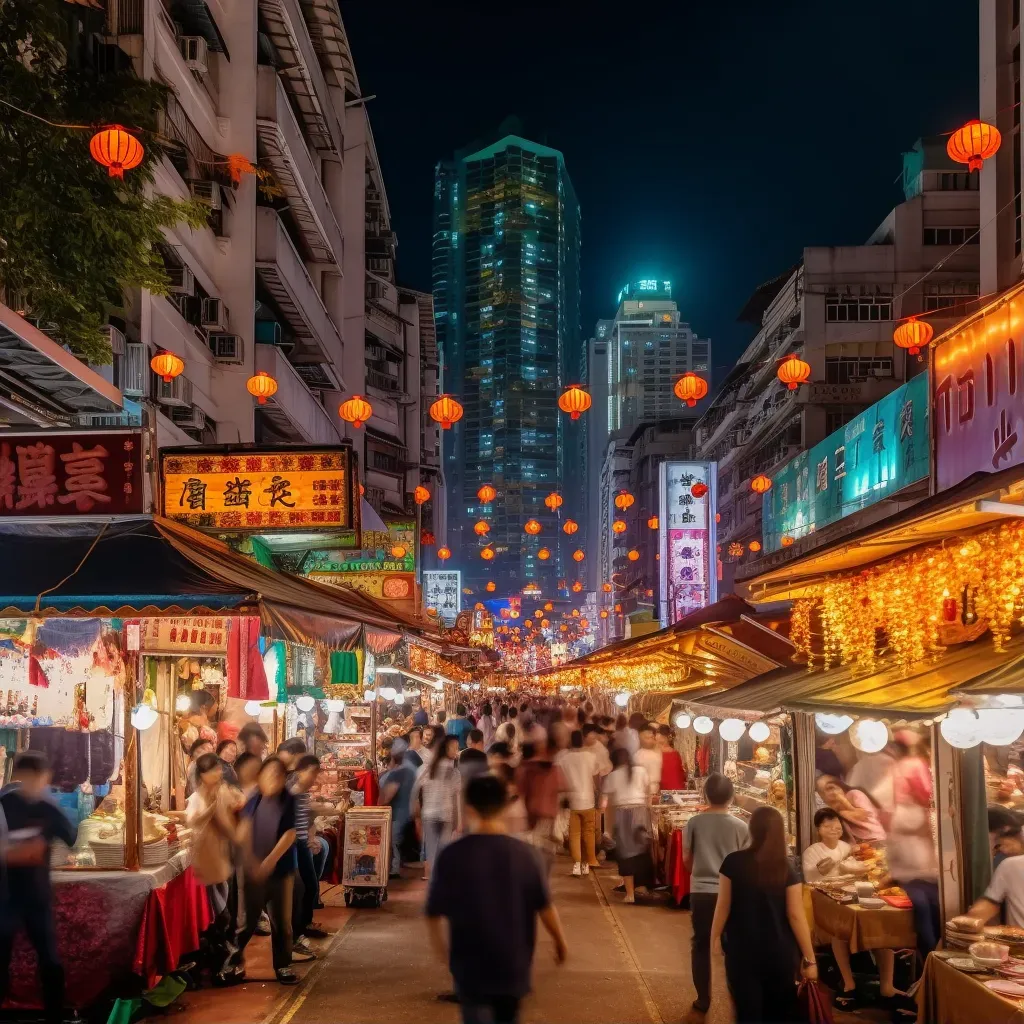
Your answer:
[797,980,835,1024]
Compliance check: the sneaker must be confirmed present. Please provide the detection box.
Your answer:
[293,936,314,953]
[571,862,582,877]
[304,925,330,939]
[581,864,590,876]
[276,969,299,985]
[255,911,271,937]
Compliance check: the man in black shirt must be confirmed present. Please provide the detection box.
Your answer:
[427,774,568,1023]
[0,750,78,1022]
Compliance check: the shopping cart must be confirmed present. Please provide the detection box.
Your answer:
[340,804,392,908]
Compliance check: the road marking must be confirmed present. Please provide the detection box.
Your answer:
[589,872,664,1023]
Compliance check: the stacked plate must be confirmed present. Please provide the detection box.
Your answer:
[91,843,127,868]
[141,838,169,866]
[946,917,985,950]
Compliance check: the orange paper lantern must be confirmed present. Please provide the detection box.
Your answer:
[558,385,592,420]
[477,484,496,503]
[480,546,495,560]
[544,492,563,511]
[486,581,496,592]
[580,618,589,628]
[524,519,542,535]
[614,491,635,511]
[572,549,585,562]
[541,618,550,628]
[437,546,451,561]
[627,549,640,562]
[544,602,553,611]
[781,535,794,547]
[246,371,278,404]
[430,394,464,429]
[691,482,708,499]
[751,474,772,494]
[602,583,612,593]
[390,545,407,559]
[947,119,1001,171]
[414,485,430,505]
[673,371,708,407]
[749,540,762,553]
[90,125,144,179]
[647,516,659,530]
[612,519,627,534]
[339,395,373,428]
[537,547,551,560]
[777,355,810,390]
[893,317,934,356]
[150,350,184,383]
[571,581,583,593]
[563,519,579,535]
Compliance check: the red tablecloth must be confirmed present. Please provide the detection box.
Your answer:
[664,828,691,907]
[133,866,213,988]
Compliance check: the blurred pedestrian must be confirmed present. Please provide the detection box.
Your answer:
[556,730,600,877]
[237,722,269,759]
[633,722,662,797]
[412,733,461,880]
[427,774,568,1024]
[379,745,416,879]
[446,704,473,750]
[656,725,686,791]
[186,736,214,797]
[601,747,653,904]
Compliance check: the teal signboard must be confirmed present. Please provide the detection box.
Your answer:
[762,374,929,553]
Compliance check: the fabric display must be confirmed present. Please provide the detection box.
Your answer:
[27,728,116,787]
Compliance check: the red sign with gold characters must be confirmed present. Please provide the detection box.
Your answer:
[0,430,144,517]
[161,447,354,532]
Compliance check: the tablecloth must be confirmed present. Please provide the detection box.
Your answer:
[917,952,1024,1024]
[663,828,691,907]
[133,865,213,988]
[811,887,915,953]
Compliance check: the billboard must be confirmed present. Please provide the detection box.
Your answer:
[658,461,717,628]
[161,447,353,532]
[423,570,462,624]
[0,430,144,517]
[934,284,1024,490]
[762,374,930,552]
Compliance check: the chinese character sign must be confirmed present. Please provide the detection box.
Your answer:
[139,617,229,655]
[0,431,144,517]
[762,375,929,553]
[934,288,1024,490]
[658,461,717,628]
[302,522,415,574]
[161,449,352,531]
[423,571,462,624]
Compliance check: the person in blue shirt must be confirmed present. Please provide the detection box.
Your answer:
[379,742,417,878]
[445,704,474,751]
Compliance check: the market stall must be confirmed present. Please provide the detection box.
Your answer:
[917,951,1024,1024]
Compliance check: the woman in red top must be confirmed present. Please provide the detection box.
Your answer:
[656,725,686,791]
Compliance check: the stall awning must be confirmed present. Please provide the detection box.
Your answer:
[953,639,1024,699]
[742,465,1024,603]
[685,634,1024,721]
[0,517,436,645]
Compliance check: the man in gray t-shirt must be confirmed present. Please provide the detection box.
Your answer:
[682,774,749,1015]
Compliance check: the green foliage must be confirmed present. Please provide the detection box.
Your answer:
[0,0,207,364]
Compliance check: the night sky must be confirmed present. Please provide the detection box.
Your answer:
[340,1,978,380]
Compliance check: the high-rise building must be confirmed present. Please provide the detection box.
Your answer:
[433,133,581,592]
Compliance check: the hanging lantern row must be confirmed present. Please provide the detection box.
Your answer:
[477,484,496,503]
[614,490,635,511]
[674,371,708,407]
[558,385,592,420]
[545,492,563,510]
[339,394,372,428]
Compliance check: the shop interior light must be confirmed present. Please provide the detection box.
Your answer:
[363,689,377,701]
[748,721,771,743]
[295,695,316,712]
[674,713,691,730]
[849,718,889,753]
[394,692,407,705]
[693,716,714,735]
[815,713,854,736]
[977,707,1024,746]
[378,686,397,701]
[992,693,1024,708]
[719,718,746,742]
[244,700,263,717]
[131,703,158,730]
[376,666,401,675]
[939,708,984,749]
[324,700,346,713]
[614,692,630,707]
[175,692,192,714]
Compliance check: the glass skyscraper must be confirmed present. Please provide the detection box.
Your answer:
[433,134,581,593]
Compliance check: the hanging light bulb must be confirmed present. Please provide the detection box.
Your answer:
[296,695,316,713]
[363,689,377,701]
[719,718,745,742]
[394,692,407,705]
[244,700,263,717]
[693,716,714,735]
[325,700,346,713]
[174,692,192,714]
[977,708,1024,746]
[131,703,158,730]
[674,713,691,730]
[849,718,889,753]
[748,721,771,743]
[939,708,984,749]
[815,713,854,736]
[379,686,397,701]
[614,692,630,707]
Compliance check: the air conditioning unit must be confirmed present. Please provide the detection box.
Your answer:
[179,35,209,73]
[156,375,193,408]
[210,333,243,364]
[170,404,207,430]
[166,266,195,296]
[121,342,147,397]
[201,297,230,332]
[187,179,221,210]
[100,324,126,356]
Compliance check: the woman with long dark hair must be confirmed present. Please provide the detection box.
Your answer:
[411,733,460,880]
[600,746,653,903]
[710,806,817,1023]
[816,774,886,843]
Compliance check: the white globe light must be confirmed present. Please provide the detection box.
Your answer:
[363,689,376,701]
[849,718,889,753]
[693,716,714,735]
[394,692,407,705]
[939,708,983,749]
[977,708,1024,746]
[748,721,771,743]
[614,692,630,707]
[994,693,1024,708]
[815,713,854,736]
[295,695,316,713]
[719,718,745,742]
[379,686,397,701]
[674,713,691,730]
[244,700,262,717]
[174,692,192,714]
[325,700,346,713]
[131,703,158,731]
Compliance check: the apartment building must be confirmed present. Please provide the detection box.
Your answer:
[696,138,980,590]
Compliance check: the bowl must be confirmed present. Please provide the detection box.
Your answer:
[970,941,1011,969]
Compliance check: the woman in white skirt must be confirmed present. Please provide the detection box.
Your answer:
[601,747,654,903]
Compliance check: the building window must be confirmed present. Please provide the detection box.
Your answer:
[923,226,980,246]
[825,405,866,434]
[825,291,893,322]
[923,281,980,314]
[825,357,893,384]
[371,450,398,472]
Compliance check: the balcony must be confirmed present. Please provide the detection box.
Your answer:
[257,67,343,266]
[254,343,341,445]
[256,207,343,368]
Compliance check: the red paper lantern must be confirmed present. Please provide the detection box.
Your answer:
[558,385,592,420]
[246,371,278,405]
[751,474,772,494]
[481,546,495,560]
[627,549,640,562]
[339,395,372,428]
[486,581,496,592]
[437,546,451,561]
[781,535,794,547]
[524,519,542,535]
[474,521,490,536]
[691,482,708,499]
[947,119,1002,171]
[150,351,184,383]
[614,491,635,511]
[749,540,762,553]
[612,520,627,534]
[544,492,563,511]
[537,547,551,560]
[430,395,464,429]
[893,317,934,356]
[572,549,585,562]
[674,371,709,407]
[563,519,579,535]
[477,484,496,503]
[647,516,659,530]
[414,485,430,505]
[90,125,144,179]
[777,355,811,390]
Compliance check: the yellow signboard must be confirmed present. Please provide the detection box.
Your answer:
[307,571,415,602]
[161,449,352,532]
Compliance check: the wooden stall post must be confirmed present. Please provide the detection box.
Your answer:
[123,643,142,870]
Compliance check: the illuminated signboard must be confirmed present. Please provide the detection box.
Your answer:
[0,430,144,517]
[161,447,353,532]
[617,280,673,304]
[658,461,717,628]
[307,571,415,602]
[139,617,229,655]
[423,570,462,624]
[303,522,415,574]
[934,284,1024,490]
[762,374,929,552]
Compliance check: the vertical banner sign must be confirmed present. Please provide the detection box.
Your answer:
[423,570,462,624]
[659,461,718,628]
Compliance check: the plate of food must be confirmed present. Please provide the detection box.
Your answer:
[985,926,1024,944]
[947,957,989,973]
[985,979,1024,997]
